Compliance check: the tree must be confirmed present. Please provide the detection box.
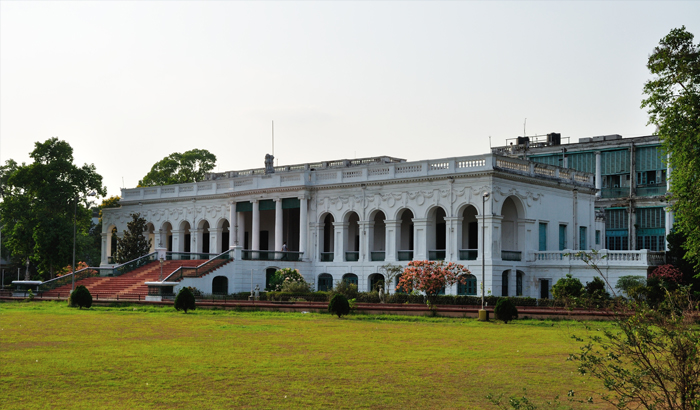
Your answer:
[69,285,93,309]
[0,139,105,280]
[494,298,518,324]
[328,294,350,318]
[378,263,403,296]
[174,286,196,313]
[666,225,700,289]
[641,26,700,270]
[113,213,151,264]
[615,275,647,299]
[570,287,700,410]
[396,260,471,302]
[138,149,217,187]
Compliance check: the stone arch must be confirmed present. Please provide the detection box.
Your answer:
[265,266,279,290]
[178,220,192,253]
[320,213,335,260]
[397,208,415,261]
[318,273,333,291]
[343,211,361,261]
[502,270,510,297]
[369,209,386,261]
[458,274,477,295]
[516,270,525,296]
[212,276,228,295]
[500,196,522,255]
[342,273,358,286]
[391,205,417,221]
[367,273,385,292]
[160,221,173,252]
[216,218,231,253]
[105,224,118,263]
[426,205,448,260]
[197,219,211,254]
[458,204,479,260]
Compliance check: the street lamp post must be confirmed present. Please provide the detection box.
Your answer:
[480,191,490,319]
[72,191,97,292]
[159,256,164,281]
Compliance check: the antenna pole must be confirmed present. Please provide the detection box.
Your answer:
[272,120,274,157]
[524,118,527,137]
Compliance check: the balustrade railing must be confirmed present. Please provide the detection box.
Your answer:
[502,250,522,261]
[241,250,303,261]
[38,268,104,293]
[398,250,414,261]
[459,249,478,260]
[428,250,446,261]
[320,252,334,262]
[370,251,386,261]
[345,251,359,262]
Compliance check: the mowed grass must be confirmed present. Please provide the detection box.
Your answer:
[0,302,613,410]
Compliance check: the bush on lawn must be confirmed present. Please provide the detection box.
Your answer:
[328,294,350,318]
[494,298,518,324]
[70,285,93,309]
[175,287,196,313]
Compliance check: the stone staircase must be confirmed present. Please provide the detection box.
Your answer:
[41,260,207,299]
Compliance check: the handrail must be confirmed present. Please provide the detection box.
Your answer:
[111,252,158,277]
[163,248,235,282]
[38,267,104,292]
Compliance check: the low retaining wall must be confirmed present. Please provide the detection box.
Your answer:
[0,296,615,320]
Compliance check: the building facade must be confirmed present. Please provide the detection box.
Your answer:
[101,151,663,298]
[492,134,671,252]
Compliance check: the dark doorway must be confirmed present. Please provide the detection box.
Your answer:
[540,280,549,299]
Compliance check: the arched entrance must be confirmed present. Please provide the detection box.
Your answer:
[342,273,358,286]
[458,274,477,295]
[501,196,522,261]
[427,206,447,260]
[320,214,335,262]
[460,205,478,260]
[344,212,360,262]
[398,209,414,261]
[370,210,386,261]
[212,276,228,295]
[368,273,385,292]
[318,273,333,291]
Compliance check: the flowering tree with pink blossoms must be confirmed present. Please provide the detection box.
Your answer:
[396,260,472,302]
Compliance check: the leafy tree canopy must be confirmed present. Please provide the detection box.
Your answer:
[138,149,216,187]
[0,138,105,279]
[641,26,700,270]
[113,213,151,264]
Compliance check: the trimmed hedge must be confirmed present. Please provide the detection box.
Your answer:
[266,291,330,302]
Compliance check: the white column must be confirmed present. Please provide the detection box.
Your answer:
[171,229,182,252]
[229,202,237,248]
[275,199,283,252]
[237,212,246,249]
[595,151,602,197]
[190,229,199,254]
[412,218,429,260]
[359,220,373,262]
[384,220,400,262]
[252,199,260,251]
[100,232,109,265]
[444,217,461,261]
[310,222,324,262]
[299,195,308,259]
[333,222,348,262]
[210,228,222,253]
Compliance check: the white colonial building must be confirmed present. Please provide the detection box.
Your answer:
[101,152,663,298]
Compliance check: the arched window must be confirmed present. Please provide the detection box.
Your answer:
[212,276,228,295]
[516,271,524,296]
[318,273,333,291]
[458,274,477,296]
[342,273,358,286]
[368,273,385,292]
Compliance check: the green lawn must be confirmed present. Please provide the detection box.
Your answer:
[0,302,612,409]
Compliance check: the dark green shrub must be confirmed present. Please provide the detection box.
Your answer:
[175,287,196,313]
[494,298,518,323]
[328,294,350,318]
[70,285,93,309]
[355,291,381,303]
[267,291,329,302]
[552,274,584,301]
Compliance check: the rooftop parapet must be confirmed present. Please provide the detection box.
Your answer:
[120,154,594,203]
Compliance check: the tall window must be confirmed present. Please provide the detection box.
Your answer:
[636,207,666,251]
[559,224,567,251]
[502,271,509,296]
[579,227,587,250]
[606,209,628,250]
[538,223,547,251]
[516,272,523,296]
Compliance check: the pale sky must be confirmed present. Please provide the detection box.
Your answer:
[1,1,698,198]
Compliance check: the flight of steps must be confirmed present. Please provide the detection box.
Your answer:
[41,260,207,299]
